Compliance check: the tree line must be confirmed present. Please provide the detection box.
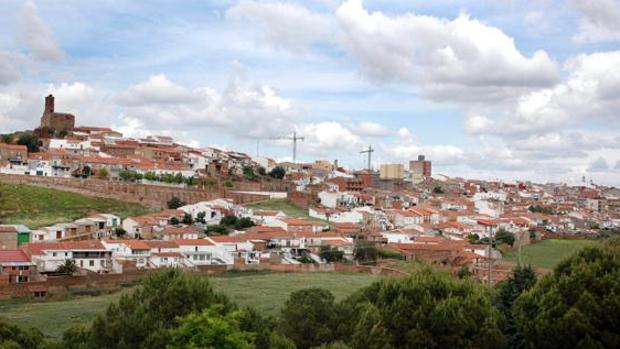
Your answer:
[1,238,619,349]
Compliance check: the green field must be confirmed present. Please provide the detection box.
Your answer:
[0,182,152,228]
[245,199,310,218]
[503,239,598,269]
[0,272,380,338]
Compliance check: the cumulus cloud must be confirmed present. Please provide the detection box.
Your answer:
[117,73,299,139]
[465,115,495,134]
[335,0,558,100]
[295,121,361,156]
[0,52,22,85]
[226,0,335,53]
[354,121,390,137]
[22,0,63,62]
[570,0,620,43]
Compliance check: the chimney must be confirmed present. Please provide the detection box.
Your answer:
[45,94,54,114]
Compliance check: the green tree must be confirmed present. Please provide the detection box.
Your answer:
[207,224,229,236]
[114,227,127,238]
[234,217,255,230]
[353,241,378,264]
[221,215,238,226]
[494,229,515,246]
[457,265,472,279]
[167,196,185,209]
[16,133,39,152]
[243,166,257,181]
[182,213,193,225]
[513,239,620,349]
[169,217,180,226]
[71,269,231,349]
[1,134,13,144]
[168,305,255,349]
[196,211,207,224]
[278,288,337,349]
[319,246,344,263]
[268,166,286,180]
[81,166,92,178]
[97,168,108,179]
[0,321,47,349]
[257,167,266,176]
[55,259,79,275]
[467,233,480,244]
[432,186,444,194]
[312,342,351,349]
[348,268,506,349]
[495,265,537,348]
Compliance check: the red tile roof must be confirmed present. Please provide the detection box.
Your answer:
[0,250,31,263]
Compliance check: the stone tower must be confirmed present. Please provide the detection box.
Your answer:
[44,94,54,114]
[39,94,76,135]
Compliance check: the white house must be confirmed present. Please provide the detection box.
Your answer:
[21,241,112,273]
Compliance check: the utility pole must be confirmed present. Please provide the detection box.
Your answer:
[487,229,494,287]
[360,145,374,171]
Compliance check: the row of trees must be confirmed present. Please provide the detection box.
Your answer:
[467,229,516,246]
[3,238,619,349]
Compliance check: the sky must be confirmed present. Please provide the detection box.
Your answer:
[1,0,620,186]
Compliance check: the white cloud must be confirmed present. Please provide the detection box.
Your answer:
[465,114,494,134]
[22,0,63,62]
[47,82,96,111]
[570,0,620,43]
[296,121,361,156]
[117,74,202,106]
[354,121,390,137]
[226,0,335,53]
[0,52,22,85]
[335,0,558,100]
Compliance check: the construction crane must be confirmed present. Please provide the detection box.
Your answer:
[271,131,305,163]
[360,144,374,171]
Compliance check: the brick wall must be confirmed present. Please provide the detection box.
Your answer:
[0,174,271,209]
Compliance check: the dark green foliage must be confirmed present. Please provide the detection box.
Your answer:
[257,167,267,176]
[313,341,351,349]
[16,133,39,152]
[66,269,231,349]
[495,265,537,348]
[55,259,79,275]
[353,241,378,264]
[457,265,472,279]
[243,166,257,181]
[1,134,13,144]
[196,211,207,224]
[268,166,286,180]
[467,233,481,244]
[167,305,255,349]
[167,196,185,209]
[0,321,47,349]
[169,217,180,226]
[432,186,444,194]
[528,205,555,215]
[207,224,230,235]
[319,246,344,263]
[347,268,506,349]
[234,217,255,230]
[278,288,337,349]
[377,248,403,260]
[513,239,620,349]
[182,213,193,225]
[221,215,238,226]
[495,229,515,246]
[81,166,92,178]
[114,227,127,237]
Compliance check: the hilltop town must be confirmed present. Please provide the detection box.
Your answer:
[0,95,618,295]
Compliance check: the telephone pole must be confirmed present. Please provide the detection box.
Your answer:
[270,132,305,163]
[360,145,374,171]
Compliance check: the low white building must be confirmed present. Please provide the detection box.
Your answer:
[21,241,113,273]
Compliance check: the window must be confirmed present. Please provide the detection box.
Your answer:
[52,252,57,257]
[89,260,94,267]
[80,260,84,267]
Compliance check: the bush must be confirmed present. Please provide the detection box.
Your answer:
[279,288,337,349]
[495,229,515,246]
[167,196,185,209]
[319,246,345,263]
[268,166,286,180]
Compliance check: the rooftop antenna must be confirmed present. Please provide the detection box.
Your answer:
[360,144,374,171]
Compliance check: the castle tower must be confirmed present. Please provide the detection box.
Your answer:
[45,94,54,114]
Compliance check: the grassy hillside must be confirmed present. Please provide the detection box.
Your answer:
[0,272,380,338]
[0,182,151,228]
[245,199,310,218]
[503,239,598,269]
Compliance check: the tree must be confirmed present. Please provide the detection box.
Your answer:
[98,168,108,179]
[167,305,255,349]
[319,246,344,263]
[221,215,238,227]
[278,288,337,349]
[353,241,378,264]
[169,217,180,226]
[196,212,207,224]
[243,166,257,181]
[432,186,444,194]
[495,265,537,348]
[167,196,185,209]
[81,166,92,178]
[528,205,555,215]
[257,167,266,176]
[71,269,231,349]
[347,268,506,349]
[512,239,620,349]
[182,213,193,225]
[1,134,13,144]
[457,265,472,279]
[467,233,480,244]
[207,224,229,236]
[268,166,286,180]
[234,217,255,230]
[494,229,515,246]
[0,321,47,349]
[55,259,79,275]
[114,227,127,238]
[16,133,39,152]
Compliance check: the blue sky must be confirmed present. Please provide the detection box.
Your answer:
[1,0,620,185]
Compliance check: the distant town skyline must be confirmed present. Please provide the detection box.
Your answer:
[1,0,620,186]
